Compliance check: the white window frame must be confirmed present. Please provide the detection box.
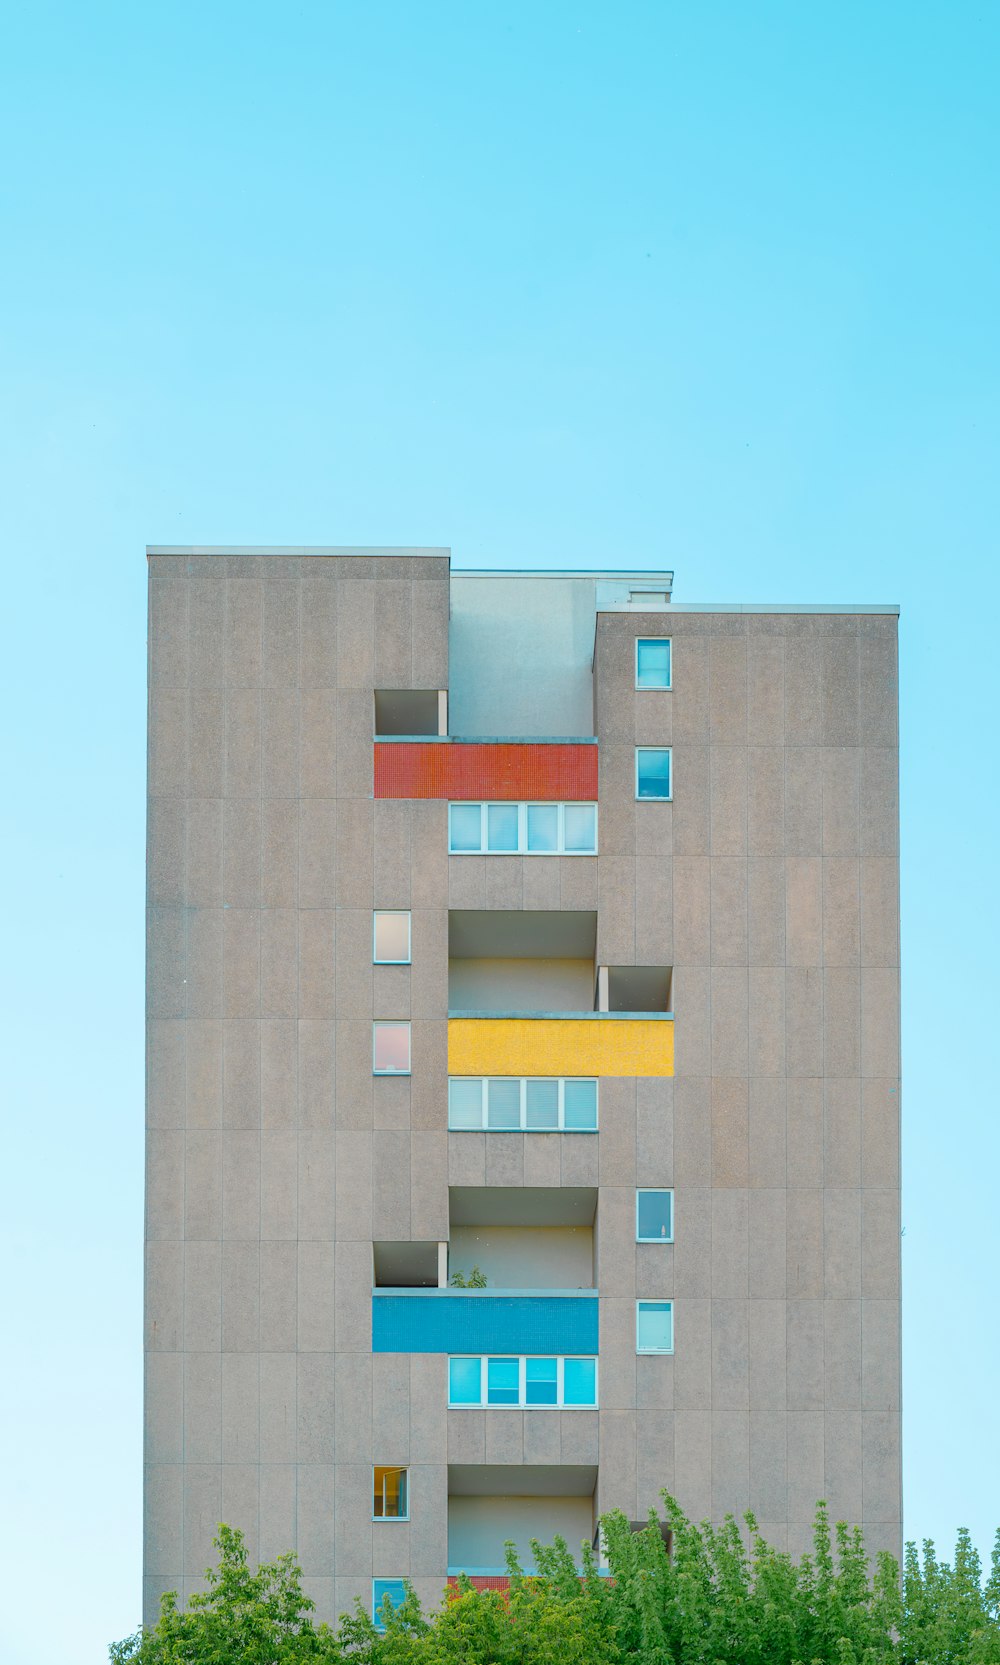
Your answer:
[636,1300,674,1354]
[373,911,412,965]
[448,802,598,855]
[372,1465,409,1522]
[447,1077,599,1132]
[636,1189,674,1243]
[635,636,672,690]
[447,1354,599,1409]
[635,748,672,802]
[372,1021,411,1076]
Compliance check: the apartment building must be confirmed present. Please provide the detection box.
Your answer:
[144,548,901,1625]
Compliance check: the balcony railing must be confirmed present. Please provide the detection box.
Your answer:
[371,1289,598,1355]
[447,1012,674,1078]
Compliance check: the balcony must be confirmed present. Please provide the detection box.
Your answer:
[374,737,598,800]
[447,1464,598,1576]
[372,1290,598,1355]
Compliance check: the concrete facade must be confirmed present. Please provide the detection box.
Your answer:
[145,548,901,1624]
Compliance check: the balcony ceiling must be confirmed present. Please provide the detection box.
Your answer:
[448,1464,598,1497]
[449,1186,598,1227]
[449,910,597,960]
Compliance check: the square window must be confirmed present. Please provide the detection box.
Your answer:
[636,638,672,690]
[373,1466,408,1520]
[563,803,597,853]
[373,1579,407,1628]
[526,803,559,852]
[373,911,411,964]
[487,1357,520,1405]
[449,803,483,852]
[449,1357,482,1405]
[486,803,519,851]
[486,1078,521,1129]
[636,1190,673,1242]
[373,1022,411,1075]
[636,1301,674,1354]
[563,1357,597,1405]
[563,1079,598,1130]
[525,1357,558,1405]
[636,748,672,801]
[448,1079,484,1129]
[525,1079,558,1130]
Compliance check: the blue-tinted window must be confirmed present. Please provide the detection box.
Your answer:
[636,1301,674,1354]
[636,748,672,801]
[486,803,519,851]
[486,1079,521,1129]
[563,803,597,853]
[636,1190,673,1242]
[525,1357,558,1405]
[373,1579,407,1628]
[449,1357,482,1404]
[636,638,672,689]
[563,1079,598,1130]
[563,1357,597,1405]
[448,1080,484,1129]
[449,803,483,851]
[525,1079,558,1129]
[526,803,559,851]
[487,1357,519,1405]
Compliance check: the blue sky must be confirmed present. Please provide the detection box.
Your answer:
[1,3,998,1659]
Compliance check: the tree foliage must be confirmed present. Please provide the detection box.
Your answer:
[112,1498,1000,1664]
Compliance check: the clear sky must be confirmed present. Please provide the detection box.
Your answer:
[1,3,998,1660]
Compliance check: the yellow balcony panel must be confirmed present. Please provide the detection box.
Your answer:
[447,1015,674,1078]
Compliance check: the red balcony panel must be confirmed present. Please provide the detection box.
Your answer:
[374,742,598,801]
[447,1576,511,1596]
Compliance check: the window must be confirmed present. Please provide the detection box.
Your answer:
[372,1579,407,1628]
[448,1355,598,1408]
[373,912,411,964]
[635,748,672,801]
[636,1301,674,1354]
[448,803,597,855]
[447,1077,598,1132]
[373,1022,411,1075]
[635,637,672,689]
[373,1466,409,1520]
[636,1190,674,1242]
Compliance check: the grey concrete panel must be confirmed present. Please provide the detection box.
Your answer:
[786,1411,824,1523]
[672,1189,711,1299]
[221,1241,260,1351]
[259,1243,298,1352]
[182,1463,223,1574]
[749,968,785,1076]
[299,801,338,911]
[335,691,373,799]
[786,1078,823,1188]
[222,1130,260,1240]
[147,1129,184,1240]
[372,1353,411,1463]
[300,1020,336,1130]
[560,1411,599,1465]
[822,747,860,857]
[747,748,784,857]
[824,1298,862,1407]
[784,749,823,856]
[859,749,899,857]
[332,1242,370,1352]
[147,1020,186,1132]
[186,799,223,908]
[184,1130,221,1240]
[861,1080,900,1189]
[636,1352,675,1411]
[260,911,298,1018]
[145,1352,184,1466]
[673,965,711,1077]
[673,1298,711,1408]
[711,968,749,1077]
[786,1190,823,1299]
[599,1411,637,1518]
[599,1297,638,1409]
[145,1241,183,1352]
[298,1242,337,1351]
[144,1465,184,1575]
[223,1020,260,1129]
[671,744,709,856]
[785,857,822,967]
[261,1134,297,1242]
[222,909,259,1018]
[188,692,225,798]
[711,859,748,966]
[712,1077,749,1188]
[334,1131,372,1240]
[222,1351,260,1465]
[823,858,860,966]
[523,1411,561,1465]
[748,1190,786,1298]
[747,858,785,966]
[824,968,861,1078]
[224,579,263,686]
[671,1408,711,1522]
[710,748,748,857]
[786,1301,824,1410]
[336,580,375,689]
[261,798,298,908]
[261,688,300,799]
[672,855,710,964]
[259,1353,297,1463]
[184,1241,222,1351]
[784,968,823,1078]
[862,1412,901,1522]
[824,1078,861,1188]
[748,1078,785,1189]
[712,1191,749,1297]
[824,1189,862,1297]
[749,1299,786,1409]
[148,690,187,799]
[712,1301,749,1409]
[749,1411,787,1521]
[861,1300,901,1411]
[225,687,262,800]
[861,1191,900,1298]
[298,1353,338,1463]
[560,1134,599,1188]
[259,1019,297,1129]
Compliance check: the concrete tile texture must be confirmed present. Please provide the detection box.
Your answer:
[147,560,900,1623]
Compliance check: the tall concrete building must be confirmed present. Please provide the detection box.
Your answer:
[145,548,901,1625]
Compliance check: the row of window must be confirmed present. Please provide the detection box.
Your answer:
[449,801,598,855]
[449,1354,597,1407]
[448,1076,598,1131]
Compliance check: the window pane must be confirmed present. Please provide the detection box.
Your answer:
[374,1466,408,1519]
[526,803,558,852]
[563,803,597,853]
[449,1357,482,1404]
[487,1357,520,1404]
[636,748,671,800]
[637,1302,674,1353]
[373,1022,410,1074]
[374,912,410,963]
[563,1357,597,1405]
[486,1079,521,1129]
[449,1079,484,1129]
[637,1190,673,1241]
[373,1579,407,1624]
[525,1079,558,1129]
[486,803,519,852]
[636,638,671,689]
[563,1079,597,1130]
[449,803,483,851]
[525,1357,558,1405]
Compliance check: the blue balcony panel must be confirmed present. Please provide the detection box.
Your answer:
[371,1291,598,1355]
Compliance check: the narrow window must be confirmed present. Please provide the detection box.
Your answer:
[486,1356,520,1405]
[525,1079,558,1130]
[373,1466,409,1520]
[636,1190,674,1242]
[449,803,483,852]
[373,1022,411,1075]
[526,803,559,852]
[525,1357,558,1405]
[373,911,411,964]
[636,747,672,801]
[486,1078,521,1129]
[636,637,672,689]
[562,1357,598,1405]
[636,1301,674,1354]
[372,1579,408,1628]
[563,1079,598,1130]
[563,803,597,853]
[486,803,519,852]
[448,1356,482,1404]
[448,1079,484,1129]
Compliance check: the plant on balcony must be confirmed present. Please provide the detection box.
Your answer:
[449,1265,488,1288]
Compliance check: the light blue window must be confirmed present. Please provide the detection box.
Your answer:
[636,638,672,689]
[449,1357,482,1405]
[449,803,483,852]
[486,803,519,852]
[448,1079,484,1129]
[636,748,672,801]
[637,1301,674,1354]
[526,803,559,852]
[636,1190,674,1242]
[563,1079,598,1131]
[563,1357,597,1405]
[563,803,597,853]
[373,1579,407,1628]
[525,1079,558,1129]
[486,1079,521,1129]
[526,1357,558,1405]
[487,1357,520,1405]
